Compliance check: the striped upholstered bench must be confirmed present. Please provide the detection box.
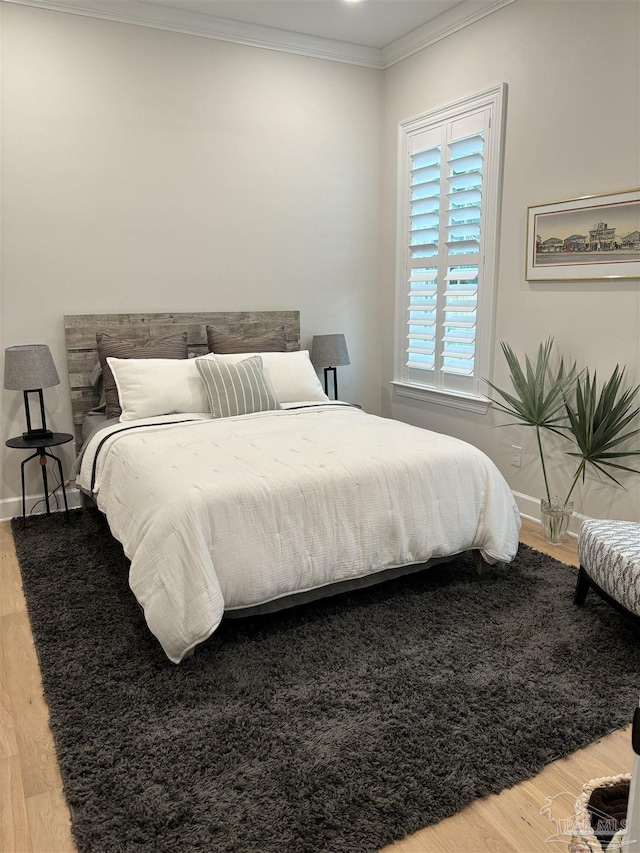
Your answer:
[575,519,640,622]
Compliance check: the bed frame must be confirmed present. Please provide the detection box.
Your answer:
[63,311,300,451]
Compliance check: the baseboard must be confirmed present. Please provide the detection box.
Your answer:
[0,487,83,523]
[512,490,588,539]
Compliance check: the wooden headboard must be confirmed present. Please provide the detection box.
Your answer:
[64,311,301,449]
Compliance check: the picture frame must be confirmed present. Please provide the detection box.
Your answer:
[526,189,640,281]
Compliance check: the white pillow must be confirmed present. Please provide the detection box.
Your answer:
[203,350,329,404]
[107,357,210,422]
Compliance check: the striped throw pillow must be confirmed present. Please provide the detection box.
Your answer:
[96,332,188,420]
[196,356,281,419]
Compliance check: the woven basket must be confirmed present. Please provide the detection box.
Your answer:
[569,774,631,853]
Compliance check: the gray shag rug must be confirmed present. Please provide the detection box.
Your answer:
[11,509,640,853]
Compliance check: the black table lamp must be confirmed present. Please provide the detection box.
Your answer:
[310,334,350,400]
[4,344,60,440]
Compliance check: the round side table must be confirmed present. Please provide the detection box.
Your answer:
[6,432,73,526]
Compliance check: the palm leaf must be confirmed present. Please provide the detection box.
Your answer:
[487,338,575,428]
[487,338,576,502]
[563,365,640,501]
[489,340,640,508]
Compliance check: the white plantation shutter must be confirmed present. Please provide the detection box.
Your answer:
[395,85,506,407]
[407,127,441,380]
[407,268,437,371]
[442,119,484,383]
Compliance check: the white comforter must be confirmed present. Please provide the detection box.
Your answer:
[77,404,521,663]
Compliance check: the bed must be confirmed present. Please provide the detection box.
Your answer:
[66,311,522,664]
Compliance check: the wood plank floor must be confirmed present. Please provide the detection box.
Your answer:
[0,517,634,853]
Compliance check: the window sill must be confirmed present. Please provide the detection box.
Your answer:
[391,381,490,414]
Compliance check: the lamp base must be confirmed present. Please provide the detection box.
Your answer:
[323,366,338,400]
[22,428,53,442]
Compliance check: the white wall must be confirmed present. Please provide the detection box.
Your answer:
[381,0,640,524]
[0,4,382,510]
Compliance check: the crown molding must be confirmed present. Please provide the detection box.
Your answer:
[381,0,518,68]
[5,0,517,69]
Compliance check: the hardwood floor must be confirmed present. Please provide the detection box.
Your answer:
[0,517,634,853]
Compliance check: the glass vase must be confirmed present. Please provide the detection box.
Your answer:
[541,498,574,545]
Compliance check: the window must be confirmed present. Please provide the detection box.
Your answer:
[393,84,507,412]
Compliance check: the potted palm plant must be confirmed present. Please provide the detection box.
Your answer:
[487,338,640,544]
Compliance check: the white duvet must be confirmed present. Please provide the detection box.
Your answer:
[77,404,521,663]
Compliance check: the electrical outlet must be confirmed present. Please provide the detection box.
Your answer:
[511,445,522,467]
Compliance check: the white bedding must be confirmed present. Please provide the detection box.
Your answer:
[77,403,521,663]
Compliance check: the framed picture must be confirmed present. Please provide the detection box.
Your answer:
[526,189,640,281]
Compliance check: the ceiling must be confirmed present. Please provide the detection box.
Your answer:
[142,0,464,49]
[10,0,517,67]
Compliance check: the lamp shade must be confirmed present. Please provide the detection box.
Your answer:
[310,334,350,369]
[4,345,60,391]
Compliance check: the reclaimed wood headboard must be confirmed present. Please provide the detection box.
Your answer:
[64,311,301,450]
